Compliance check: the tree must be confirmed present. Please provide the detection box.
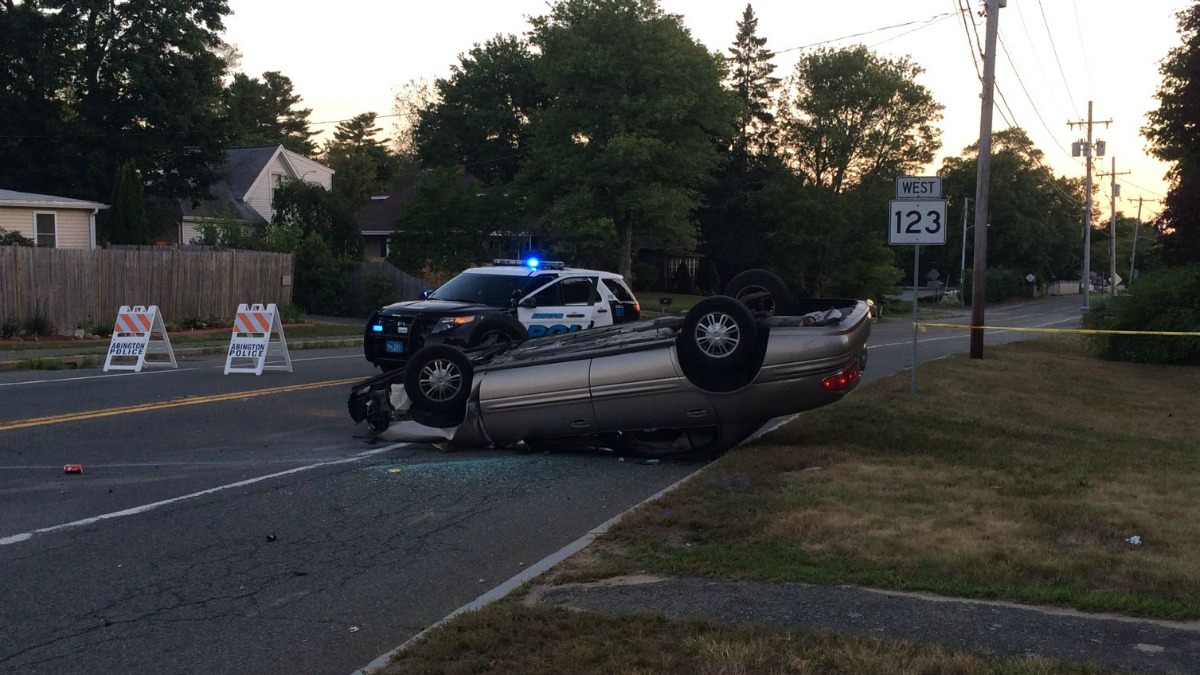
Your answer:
[0,0,231,204]
[699,4,782,284]
[322,112,405,207]
[728,3,780,156]
[779,46,942,195]
[387,168,523,277]
[223,71,316,155]
[938,129,1083,284]
[413,35,545,184]
[1144,3,1200,265]
[523,0,736,279]
[105,160,150,245]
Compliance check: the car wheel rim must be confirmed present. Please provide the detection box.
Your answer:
[695,311,740,358]
[418,359,462,401]
[735,285,775,314]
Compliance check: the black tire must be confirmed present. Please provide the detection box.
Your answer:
[724,269,791,316]
[677,296,758,372]
[469,316,528,349]
[403,345,474,416]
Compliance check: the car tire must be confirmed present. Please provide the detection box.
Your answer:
[724,269,792,316]
[404,345,474,416]
[677,296,758,371]
[469,316,528,349]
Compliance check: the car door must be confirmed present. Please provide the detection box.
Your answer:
[518,276,597,338]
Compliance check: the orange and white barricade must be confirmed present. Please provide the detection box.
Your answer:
[103,305,177,372]
[224,303,292,375]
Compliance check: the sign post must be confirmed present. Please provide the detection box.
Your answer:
[889,177,946,394]
[224,303,293,375]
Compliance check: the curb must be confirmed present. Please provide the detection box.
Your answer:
[0,338,364,373]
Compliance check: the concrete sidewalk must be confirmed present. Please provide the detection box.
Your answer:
[533,576,1200,674]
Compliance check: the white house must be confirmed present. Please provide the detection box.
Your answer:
[175,145,334,244]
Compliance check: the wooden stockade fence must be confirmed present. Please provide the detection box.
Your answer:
[0,246,293,335]
[346,260,435,311]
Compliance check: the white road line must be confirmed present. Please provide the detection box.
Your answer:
[0,354,363,387]
[0,443,406,547]
[868,316,1081,349]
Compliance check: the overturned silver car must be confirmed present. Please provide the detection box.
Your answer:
[348,270,873,460]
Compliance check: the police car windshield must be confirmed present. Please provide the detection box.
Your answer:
[429,273,530,306]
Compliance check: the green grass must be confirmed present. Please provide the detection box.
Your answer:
[635,291,709,316]
[556,338,1200,619]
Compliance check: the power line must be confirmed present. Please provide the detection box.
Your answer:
[955,0,983,81]
[1035,0,1081,118]
[996,31,1073,158]
[775,11,960,55]
[1070,0,1095,92]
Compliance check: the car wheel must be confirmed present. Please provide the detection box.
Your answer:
[724,269,791,315]
[470,316,528,349]
[404,345,474,416]
[678,296,758,370]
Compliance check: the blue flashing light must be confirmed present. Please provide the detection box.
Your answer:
[525,256,540,269]
[371,324,383,332]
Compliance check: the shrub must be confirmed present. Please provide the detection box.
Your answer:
[24,304,55,336]
[2,316,20,338]
[962,266,1029,304]
[0,228,35,246]
[672,263,695,295]
[362,271,394,314]
[696,258,720,296]
[632,261,659,291]
[1083,265,1200,364]
[278,304,307,324]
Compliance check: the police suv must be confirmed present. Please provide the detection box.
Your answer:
[363,258,641,371]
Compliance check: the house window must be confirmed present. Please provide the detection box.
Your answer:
[35,213,56,248]
[270,172,285,214]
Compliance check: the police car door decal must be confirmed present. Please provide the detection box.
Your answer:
[523,277,594,338]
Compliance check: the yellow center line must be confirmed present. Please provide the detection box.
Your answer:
[0,377,363,432]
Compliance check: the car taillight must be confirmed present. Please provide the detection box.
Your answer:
[821,364,860,392]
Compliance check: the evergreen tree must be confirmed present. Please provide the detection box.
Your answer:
[106,160,150,245]
[1144,3,1200,265]
[728,4,780,156]
[223,71,317,155]
[322,112,402,207]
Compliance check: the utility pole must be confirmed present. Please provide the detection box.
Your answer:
[1129,196,1156,285]
[1068,101,1112,311]
[959,197,971,300]
[1097,158,1130,295]
[970,0,1003,360]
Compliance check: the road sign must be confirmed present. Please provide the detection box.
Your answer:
[888,200,947,245]
[895,176,942,199]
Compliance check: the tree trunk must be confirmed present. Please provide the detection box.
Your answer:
[618,220,633,281]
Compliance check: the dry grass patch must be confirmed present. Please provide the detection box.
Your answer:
[384,602,1103,675]
[559,339,1200,618]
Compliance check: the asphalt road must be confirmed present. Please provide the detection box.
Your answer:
[0,297,1085,675]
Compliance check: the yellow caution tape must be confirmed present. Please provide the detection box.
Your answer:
[915,322,1200,337]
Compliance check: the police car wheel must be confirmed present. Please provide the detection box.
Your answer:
[404,345,474,416]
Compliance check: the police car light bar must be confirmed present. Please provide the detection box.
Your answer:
[492,258,566,270]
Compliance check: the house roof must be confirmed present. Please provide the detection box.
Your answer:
[224,145,283,200]
[356,186,417,235]
[178,145,308,226]
[356,173,481,235]
[0,189,108,210]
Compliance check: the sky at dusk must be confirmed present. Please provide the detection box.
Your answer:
[222,0,1190,220]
